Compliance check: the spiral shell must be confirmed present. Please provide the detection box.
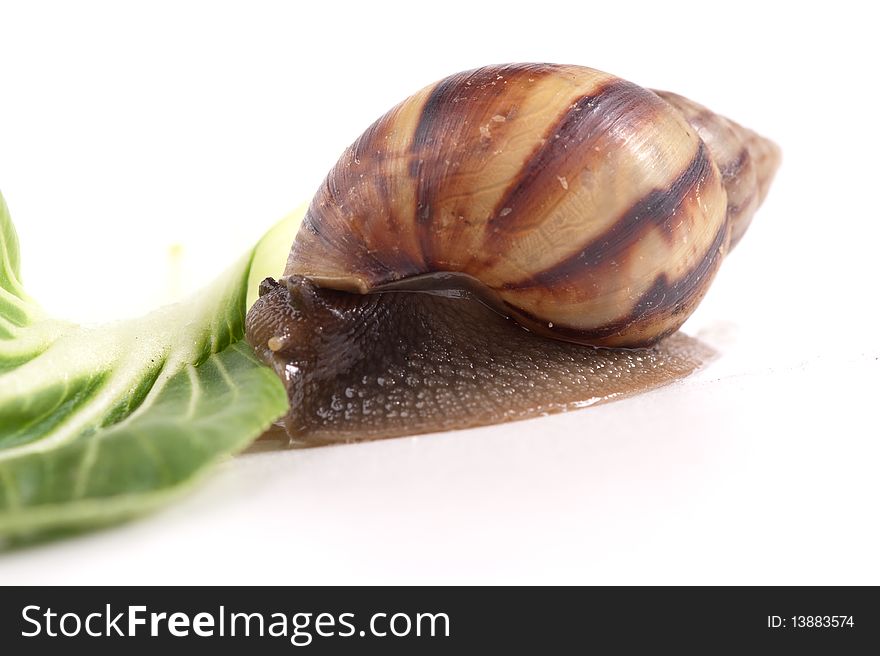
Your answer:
[287,63,779,347]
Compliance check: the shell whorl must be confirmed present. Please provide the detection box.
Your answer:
[653,90,781,249]
[287,63,779,347]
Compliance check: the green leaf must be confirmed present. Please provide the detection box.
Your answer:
[0,194,70,372]
[0,191,26,301]
[0,343,282,539]
[0,191,303,545]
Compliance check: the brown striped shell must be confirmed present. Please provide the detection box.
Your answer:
[286,63,779,348]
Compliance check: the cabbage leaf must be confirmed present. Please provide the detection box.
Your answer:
[0,192,301,544]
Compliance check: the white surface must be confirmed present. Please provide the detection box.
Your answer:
[1,0,878,584]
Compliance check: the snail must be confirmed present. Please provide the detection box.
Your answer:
[246,63,779,445]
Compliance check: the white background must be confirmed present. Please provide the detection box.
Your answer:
[0,0,878,583]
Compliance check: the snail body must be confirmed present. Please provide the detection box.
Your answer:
[246,63,779,443]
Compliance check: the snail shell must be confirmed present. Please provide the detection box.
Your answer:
[287,63,780,347]
[246,63,779,443]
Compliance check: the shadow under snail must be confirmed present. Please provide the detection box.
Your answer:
[246,63,780,446]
